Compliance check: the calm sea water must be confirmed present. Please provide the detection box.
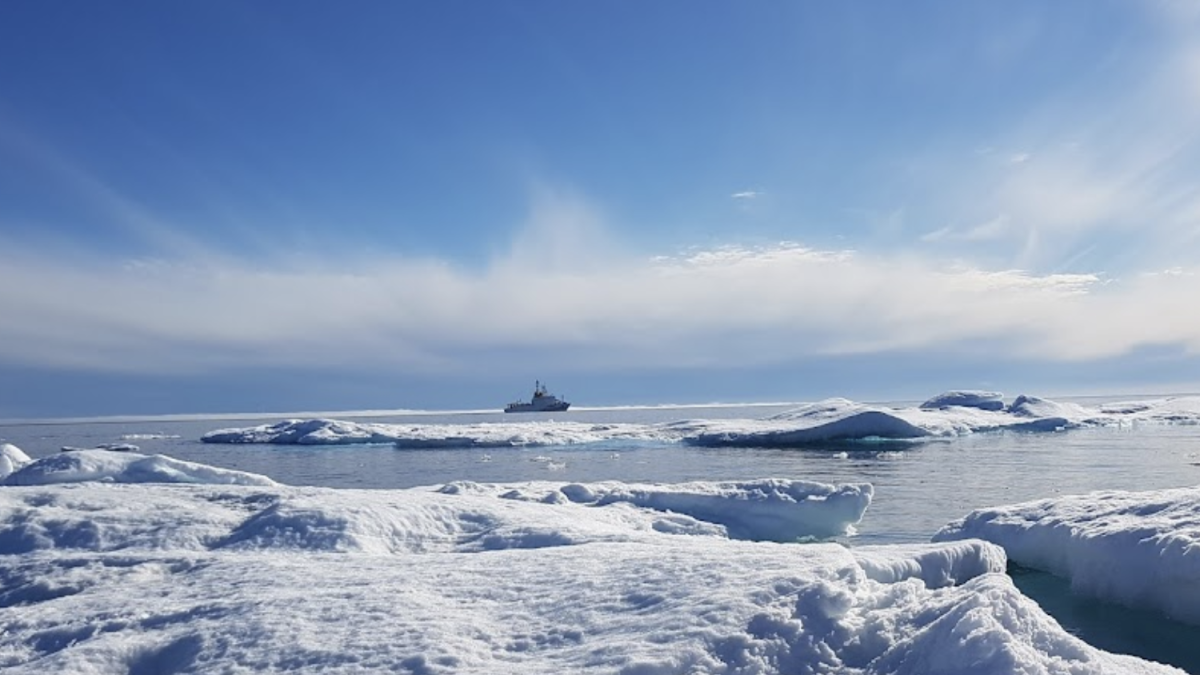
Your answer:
[4,402,1200,669]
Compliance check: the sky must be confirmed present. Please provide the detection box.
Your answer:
[3,1,1200,417]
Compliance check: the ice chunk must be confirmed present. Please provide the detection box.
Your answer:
[0,443,31,480]
[935,484,1200,626]
[920,390,1006,411]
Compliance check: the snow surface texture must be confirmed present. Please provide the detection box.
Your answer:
[0,448,1181,674]
[200,393,1200,448]
[935,485,1200,627]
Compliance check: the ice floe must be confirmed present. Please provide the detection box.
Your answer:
[198,393,1200,449]
[60,443,140,453]
[0,449,1183,673]
[444,478,874,541]
[1,448,277,487]
[935,484,1200,627]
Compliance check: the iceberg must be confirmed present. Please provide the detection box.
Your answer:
[0,451,1183,673]
[934,484,1200,626]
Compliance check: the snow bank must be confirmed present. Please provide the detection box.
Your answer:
[0,443,31,480]
[1,449,276,487]
[0,476,1181,674]
[934,485,1200,626]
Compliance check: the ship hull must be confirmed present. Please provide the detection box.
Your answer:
[504,402,570,413]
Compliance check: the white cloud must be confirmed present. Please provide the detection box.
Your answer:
[730,190,762,200]
[4,189,1200,377]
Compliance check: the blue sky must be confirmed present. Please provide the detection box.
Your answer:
[3,1,1200,417]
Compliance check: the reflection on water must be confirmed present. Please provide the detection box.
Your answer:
[1010,564,1200,673]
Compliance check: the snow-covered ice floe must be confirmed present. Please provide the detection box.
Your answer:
[1,448,276,487]
[201,418,660,447]
[0,449,1182,674]
[444,478,874,542]
[199,391,1200,448]
[935,484,1200,627]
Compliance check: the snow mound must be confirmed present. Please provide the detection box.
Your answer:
[0,478,1182,673]
[0,443,31,480]
[1,449,277,487]
[934,484,1200,625]
[691,409,931,446]
[921,390,1006,411]
[1006,394,1092,420]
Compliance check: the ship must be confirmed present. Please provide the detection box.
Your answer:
[504,381,570,413]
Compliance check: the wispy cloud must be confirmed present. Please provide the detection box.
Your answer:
[921,215,1012,243]
[916,8,1200,272]
[730,190,762,200]
[0,114,222,262]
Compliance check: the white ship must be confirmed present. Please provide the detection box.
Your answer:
[504,381,570,413]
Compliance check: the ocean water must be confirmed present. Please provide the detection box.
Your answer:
[4,402,1200,670]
